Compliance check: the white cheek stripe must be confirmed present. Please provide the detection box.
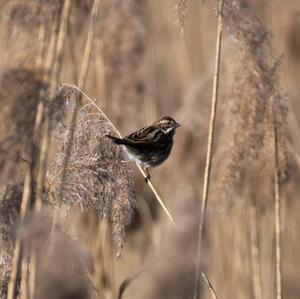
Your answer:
[166,127,173,133]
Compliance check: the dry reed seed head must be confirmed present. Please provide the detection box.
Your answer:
[223,0,241,26]
[0,182,48,299]
[223,0,269,52]
[47,100,136,254]
[223,72,288,201]
[98,0,146,128]
[20,209,93,299]
[1,0,61,30]
[218,4,289,204]
[0,68,48,183]
[111,178,136,256]
[0,182,23,298]
[0,182,23,244]
[48,84,74,128]
[174,0,188,34]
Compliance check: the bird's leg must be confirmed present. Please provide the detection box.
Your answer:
[144,166,151,182]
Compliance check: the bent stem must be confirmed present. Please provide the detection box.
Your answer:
[60,83,178,229]
[193,0,224,298]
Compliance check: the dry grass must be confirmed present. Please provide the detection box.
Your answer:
[1,0,300,299]
[48,100,136,253]
[0,182,23,298]
[0,68,48,183]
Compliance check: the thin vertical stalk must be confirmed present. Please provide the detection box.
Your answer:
[29,3,71,298]
[7,173,32,299]
[49,0,72,94]
[28,254,37,299]
[44,9,62,80]
[95,38,106,108]
[35,0,72,210]
[273,108,282,299]
[25,21,48,299]
[6,12,57,298]
[20,255,29,299]
[193,0,224,298]
[78,0,101,90]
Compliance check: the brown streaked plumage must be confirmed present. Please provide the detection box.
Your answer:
[106,116,180,181]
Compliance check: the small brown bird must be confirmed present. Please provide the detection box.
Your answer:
[106,116,180,181]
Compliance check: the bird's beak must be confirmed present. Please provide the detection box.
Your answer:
[175,123,181,128]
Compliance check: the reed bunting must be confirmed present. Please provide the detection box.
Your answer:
[106,116,180,181]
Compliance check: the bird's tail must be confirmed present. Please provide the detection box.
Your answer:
[105,135,124,145]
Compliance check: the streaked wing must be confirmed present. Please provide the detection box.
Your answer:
[125,125,156,141]
[124,126,171,150]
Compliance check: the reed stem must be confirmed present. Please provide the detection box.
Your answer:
[273,105,282,299]
[250,199,263,299]
[193,0,224,297]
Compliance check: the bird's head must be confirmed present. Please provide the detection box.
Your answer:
[153,116,180,137]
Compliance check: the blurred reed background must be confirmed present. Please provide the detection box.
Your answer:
[0,0,300,298]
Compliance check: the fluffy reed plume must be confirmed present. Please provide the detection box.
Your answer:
[1,1,61,30]
[47,94,136,254]
[21,209,92,299]
[122,200,199,299]
[0,182,23,298]
[99,0,146,128]
[1,0,93,46]
[0,68,48,183]
[174,0,188,34]
[218,0,289,202]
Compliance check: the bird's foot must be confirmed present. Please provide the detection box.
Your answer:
[144,175,151,183]
[143,167,151,182]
